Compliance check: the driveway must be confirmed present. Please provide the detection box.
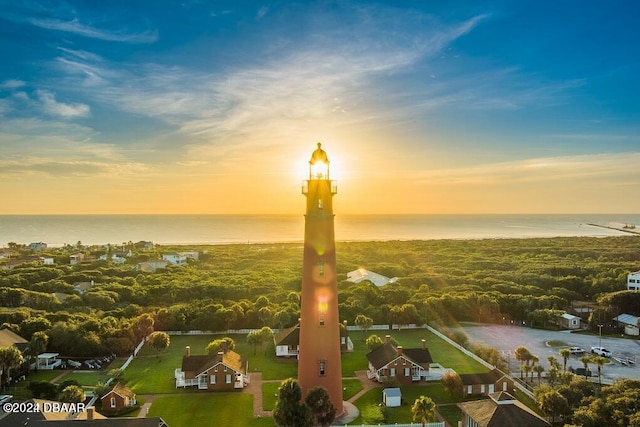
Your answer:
[453,324,640,383]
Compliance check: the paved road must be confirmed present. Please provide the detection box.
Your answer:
[453,324,640,383]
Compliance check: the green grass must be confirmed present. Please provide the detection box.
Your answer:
[349,383,459,425]
[546,340,569,347]
[437,404,462,426]
[5,371,62,399]
[148,393,273,427]
[375,328,490,374]
[56,371,108,387]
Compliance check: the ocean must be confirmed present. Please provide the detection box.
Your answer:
[0,214,638,247]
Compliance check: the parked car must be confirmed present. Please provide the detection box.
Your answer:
[0,395,12,405]
[591,346,612,357]
[569,346,585,355]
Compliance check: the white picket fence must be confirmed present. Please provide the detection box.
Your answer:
[351,422,444,427]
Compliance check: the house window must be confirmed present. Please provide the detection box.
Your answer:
[390,368,396,377]
[110,397,116,408]
[210,374,216,384]
[480,384,485,393]
[503,382,508,391]
[467,385,473,394]
[319,359,326,376]
[225,374,232,384]
[404,368,410,376]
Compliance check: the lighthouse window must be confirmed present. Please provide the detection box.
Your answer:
[319,360,326,376]
[318,260,324,276]
[318,199,323,209]
[319,315,325,326]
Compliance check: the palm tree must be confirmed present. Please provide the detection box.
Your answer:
[0,346,24,388]
[534,364,545,385]
[28,331,48,372]
[523,364,533,383]
[559,348,571,371]
[579,355,592,378]
[529,355,539,381]
[514,346,531,380]
[592,356,607,386]
[412,395,436,427]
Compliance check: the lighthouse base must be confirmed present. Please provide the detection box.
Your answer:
[333,401,359,425]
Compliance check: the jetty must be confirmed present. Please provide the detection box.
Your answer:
[587,223,640,236]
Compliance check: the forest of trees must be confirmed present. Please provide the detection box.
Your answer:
[0,236,638,358]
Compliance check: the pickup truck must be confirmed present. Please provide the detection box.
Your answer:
[569,347,585,355]
[590,346,612,357]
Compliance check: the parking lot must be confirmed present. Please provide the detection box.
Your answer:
[454,324,640,383]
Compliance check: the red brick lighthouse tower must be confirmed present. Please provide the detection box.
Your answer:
[298,143,343,415]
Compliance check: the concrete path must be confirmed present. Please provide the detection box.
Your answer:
[348,370,381,403]
[243,372,273,417]
[137,394,158,418]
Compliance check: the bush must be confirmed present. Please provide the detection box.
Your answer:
[28,381,58,399]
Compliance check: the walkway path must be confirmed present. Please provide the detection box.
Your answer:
[348,370,380,403]
[244,372,272,418]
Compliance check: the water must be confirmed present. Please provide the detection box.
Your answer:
[0,214,638,247]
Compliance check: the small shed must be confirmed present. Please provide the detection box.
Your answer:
[383,387,401,407]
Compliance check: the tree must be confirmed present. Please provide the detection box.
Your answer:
[411,395,436,427]
[534,364,545,385]
[247,330,263,355]
[206,337,235,355]
[273,378,313,427]
[304,386,336,427]
[441,371,463,398]
[147,331,170,360]
[59,384,85,403]
[354,314,373,341]
[579,355,592,378]
[592,356,607,386]
[28,331,48,372]
[514,345,531,379]
[365,334,383,351]
[559,348,571,371]
[0,346,24,388]
[132,313,154,343]
[538,389,569,425]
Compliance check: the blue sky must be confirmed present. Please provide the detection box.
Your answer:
[1,0,639,214]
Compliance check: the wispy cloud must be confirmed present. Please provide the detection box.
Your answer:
[416,152,640,186]
[37,90,90,118]
[28,17,158,43]
[0,80,27,89]
[0,158,148,178]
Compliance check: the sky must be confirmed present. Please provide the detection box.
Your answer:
[1,0,639,215]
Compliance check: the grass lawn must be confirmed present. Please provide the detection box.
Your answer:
[148,393,273,427]
[437,404,462,426]
[5,370,62,399]
[56,371,108,387]
[348,382,460,425]
[364,328,490,374]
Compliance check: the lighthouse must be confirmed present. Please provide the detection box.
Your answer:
[298,143,344,415]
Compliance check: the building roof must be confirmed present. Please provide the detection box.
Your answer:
[459,369,507,386]
[383,388,401,398]
[614,313,639,326]
[0,328,28,348]
[274,325,299,346]
[458,393,550,427]
[103,383,136,400]
[181,350,246,375]
[346,268,397,287]
[561,313,580,320]
[366,342,432,370]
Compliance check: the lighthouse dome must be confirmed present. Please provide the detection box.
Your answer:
[310,142,329,164]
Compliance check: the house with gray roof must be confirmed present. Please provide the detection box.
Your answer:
[458,392,550,427]
[366,335,433,384]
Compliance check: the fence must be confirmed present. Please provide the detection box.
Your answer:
[351,423,444,427]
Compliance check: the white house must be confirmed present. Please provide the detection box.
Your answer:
[163,253,188,266]
[559,313,581,330]
[35,353,62,370]
[346,268,397,287]
[627,271,640,291]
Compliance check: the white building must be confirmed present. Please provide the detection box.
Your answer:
[627,271,640,291]
[347,268,397,287]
